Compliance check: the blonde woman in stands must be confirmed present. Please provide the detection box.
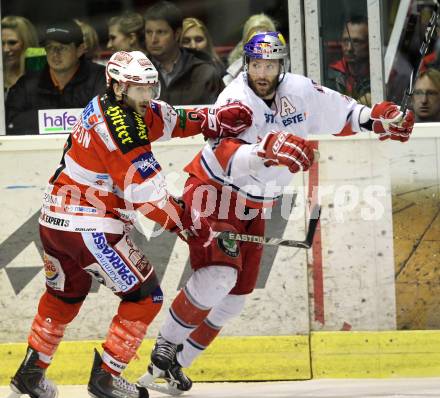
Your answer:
[180,17,225,76]
[75,19,100,61]
[107,12,145,52]
[223,13,276,85]
[1,15,39,97]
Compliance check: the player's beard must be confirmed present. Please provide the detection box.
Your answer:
[123,94,147,115]
[248,74,278,99]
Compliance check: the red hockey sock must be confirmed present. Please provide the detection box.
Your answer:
[28,291,82,367]
[169,287,211,329]
[102,296,161,374]
[187,318,222,350]
[176,319,222,368]
[102,315,148,374]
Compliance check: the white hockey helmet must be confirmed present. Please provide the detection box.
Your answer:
[106,51,160,97]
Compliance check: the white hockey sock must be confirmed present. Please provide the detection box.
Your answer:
[177,340,201,368]
[176,294,246,368]
[160,266,237,345]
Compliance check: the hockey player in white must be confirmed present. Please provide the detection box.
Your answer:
[138,32,415,395]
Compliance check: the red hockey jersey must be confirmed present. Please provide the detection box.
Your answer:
[40,94,203,233]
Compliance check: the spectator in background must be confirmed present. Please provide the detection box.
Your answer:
[75,19,100,60]
[412,68,440,122]
[6,20,106,135]
[327,16,371,106]
[1,16,39,97]
[144,0,224,105]
[223,13,276,85]
[180,17,225,76]
[107,12,145,53]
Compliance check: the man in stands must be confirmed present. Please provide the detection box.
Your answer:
[6,20,106,134]
[412,68,440,122]
[327,16,371,106]
[144,1,224,105]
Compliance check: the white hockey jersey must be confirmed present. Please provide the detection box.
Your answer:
[184,72,371,208]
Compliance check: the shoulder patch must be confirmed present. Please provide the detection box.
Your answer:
[150,101,162,117]
[131,151,161,179]
[102,99,150,154]
[82,96,103,130]
[217,237,239,257]
[175,108,188,129]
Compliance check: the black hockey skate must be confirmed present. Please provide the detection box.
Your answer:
[8,346,58,398]
[138,359,192,396]
[87,349,149,398]
[150,333,179,371]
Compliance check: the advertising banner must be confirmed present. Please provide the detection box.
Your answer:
[0,136,311,341]
[38,108,83,134]
[2,132,437,342]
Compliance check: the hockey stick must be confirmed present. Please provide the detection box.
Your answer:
[400,0,440,114]
[213,204,321,249]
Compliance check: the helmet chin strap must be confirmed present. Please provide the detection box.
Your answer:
[276,62,286,88]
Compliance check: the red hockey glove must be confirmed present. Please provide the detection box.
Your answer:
[257,131,315,173]
[172,198,214,247]
[370,101,415,142]
[198,101,253,139]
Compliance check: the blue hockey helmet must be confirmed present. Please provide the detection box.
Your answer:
[243,31,288,60]
[243,31,288,88]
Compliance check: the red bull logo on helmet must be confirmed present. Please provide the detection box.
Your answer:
[244,31,288,60]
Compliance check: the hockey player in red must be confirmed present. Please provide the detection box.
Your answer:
[139,32,415,395]
[8,50,252,398]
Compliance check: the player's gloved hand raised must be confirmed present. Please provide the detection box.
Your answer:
[257,131,315,173]
[370,101,414,142]
[172,198,214,247]
[198,101,253,139]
